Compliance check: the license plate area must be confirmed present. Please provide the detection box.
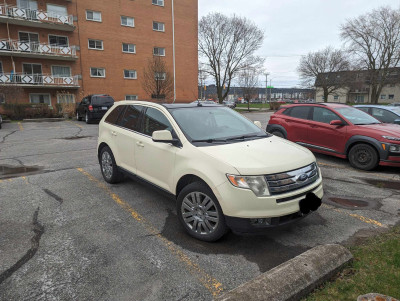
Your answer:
[102,106,107,110]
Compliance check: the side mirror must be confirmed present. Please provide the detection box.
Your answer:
[394,119,400,125]
[152,130,179,145]
[330,120,345,126]
[254,121,262,128]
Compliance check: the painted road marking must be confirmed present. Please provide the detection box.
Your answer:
[322,204,385,228]
[77,168,224,297]
[18,122,24,131]
[67,120,83,128]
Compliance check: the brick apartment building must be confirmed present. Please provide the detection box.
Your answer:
[0,0,198,107]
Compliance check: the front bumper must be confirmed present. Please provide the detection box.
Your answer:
[213,175,323,219]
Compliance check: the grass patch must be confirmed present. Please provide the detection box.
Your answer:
[305,226,400,301]
[236,103,270,109]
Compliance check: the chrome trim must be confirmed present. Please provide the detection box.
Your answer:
[296,142,337,153]
[265,163,319,195]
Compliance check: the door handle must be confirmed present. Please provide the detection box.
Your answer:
[136,141,144,147]
[111,131,117,136]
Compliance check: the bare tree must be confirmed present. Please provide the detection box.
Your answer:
[298,47,350,102]
[198,63,208,100]
[142,56,174,101]
[199,13,264,103]
[341,6,400,103]
[238,68,259,111]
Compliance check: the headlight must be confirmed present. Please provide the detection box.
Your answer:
[227,174,270,196]
[382,136,400,141]
[389,145,400,153]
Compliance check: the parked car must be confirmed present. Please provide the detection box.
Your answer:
[223,100,236,108]
[0,114,2,129]
[191,100,218,105]
[76,94,115,124]
[98,101,323,241]
[355,105,400,125]
[391,102,400,107]
[267,103,400,170]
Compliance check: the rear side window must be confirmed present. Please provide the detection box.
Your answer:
[312,107,341,124]
[143,107,173,136]
[105,105,125,125]
[357,107,370,114]
[288,106,311,120]
[371,108,398,123]
[92,95,115,106]
[118,105,143,131]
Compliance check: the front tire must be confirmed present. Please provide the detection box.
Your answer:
[85,112,91,124]
[177,182,228,242]
[99,146,123,184]
[348,143,379,171]
[76,111,82,121]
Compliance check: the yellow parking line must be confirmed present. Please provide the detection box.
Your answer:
[21,176,29,184]
[67,120,83,128]
[18,122,24,131]
[322,204,385,227]
[76,168,224,297]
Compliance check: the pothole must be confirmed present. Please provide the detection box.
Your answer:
[329,197,369,208]
[0,165,44,180]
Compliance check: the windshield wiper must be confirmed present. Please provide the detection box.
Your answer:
[191,138,227,143]
[226,134,269,141]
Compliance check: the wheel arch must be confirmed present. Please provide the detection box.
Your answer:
[175,174,211,198]
[98,142,109,163]
[345,135,386,160]
[266,124,287,139]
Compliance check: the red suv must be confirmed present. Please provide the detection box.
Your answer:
[267,103,400,170]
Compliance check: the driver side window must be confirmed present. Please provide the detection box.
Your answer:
[312,107,341,124]
[143,107,173,136]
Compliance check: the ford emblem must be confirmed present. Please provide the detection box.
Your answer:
[297,173,308,182]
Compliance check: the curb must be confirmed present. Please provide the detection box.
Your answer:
[22,118,67,122]
[215,244,353,301]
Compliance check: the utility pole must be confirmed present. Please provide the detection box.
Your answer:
[264,73,269,103]
[269,79,272,103]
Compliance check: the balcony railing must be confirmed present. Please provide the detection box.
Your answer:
[0,5,73,26]
[0,73,79,87]
[0,39,77,57]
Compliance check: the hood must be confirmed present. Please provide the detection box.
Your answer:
[197,136,316,175]
[358,123,400,137]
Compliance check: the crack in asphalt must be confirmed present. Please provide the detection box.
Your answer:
[0,207,44,285]
[0,130,17,145]
[42,188,63,204]
[0,147,97,161]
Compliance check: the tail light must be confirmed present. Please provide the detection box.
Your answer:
[88,105,93,111]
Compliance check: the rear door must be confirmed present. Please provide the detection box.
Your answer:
[134,106,178,192]
[282,106,312,143]
[113,105,144,173]
[307,106,347,154]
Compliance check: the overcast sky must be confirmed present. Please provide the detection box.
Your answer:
[199,0,400,88]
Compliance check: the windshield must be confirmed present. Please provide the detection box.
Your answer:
[169,107,269,143]
[390,107,400,115]
[337,107,381,125]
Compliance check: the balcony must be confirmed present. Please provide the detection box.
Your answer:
[0,73,79,89]
[0,39,77,61]
[0,5,74,31]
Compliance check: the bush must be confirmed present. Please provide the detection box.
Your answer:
[270,102,282,110]
[0,103,60,120]
[56,103,75,119]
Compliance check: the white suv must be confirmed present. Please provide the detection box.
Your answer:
[98,101,323,241]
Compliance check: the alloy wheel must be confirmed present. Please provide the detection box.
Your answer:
[101,151,113,179]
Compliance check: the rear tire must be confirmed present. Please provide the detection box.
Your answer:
[99,146,123,184]
[271,130,285,138]
[177,182,228,242]
[348,143,379,171]
[85,112,91,124]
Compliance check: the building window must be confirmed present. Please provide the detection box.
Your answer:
[125,95,138,100]
[30,94,51,106]
[86,10,102,22]
[51,66,71,77]
[153,47,165,56]
[333,95,339,100]
[153,21,165,32]
[0,61,3,74]
[381,94,386,99]
[152,0,164,6]
[49,35,68,47]
[389,94,395,99]
[47,4,67,17]
[0,93,5,104]
[155,72,166,80]
[121,16,134,27]
[124,70,137,79]
[90,67,105,78]
[355,95,364,103]
[88,39,103,50]
[122,43,136,53]
[57,94,75,104]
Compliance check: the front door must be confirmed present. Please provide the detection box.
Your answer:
[135,107,177,192]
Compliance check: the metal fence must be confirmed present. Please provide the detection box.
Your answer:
[0,5,73,25]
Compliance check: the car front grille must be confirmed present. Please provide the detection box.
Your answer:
[265,163,319,195]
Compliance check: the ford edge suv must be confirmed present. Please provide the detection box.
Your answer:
[97,101,323,241]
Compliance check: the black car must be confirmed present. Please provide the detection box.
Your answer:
[0,114,2,129]
[76,94,115,123]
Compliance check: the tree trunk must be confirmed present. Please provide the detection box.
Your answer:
[370,85,378,104]
[323,88,329,103]
[247,98,250,112]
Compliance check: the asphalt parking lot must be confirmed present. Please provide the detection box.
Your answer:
[0,117,400,301]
